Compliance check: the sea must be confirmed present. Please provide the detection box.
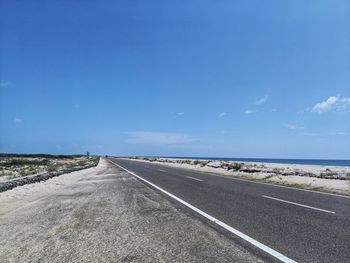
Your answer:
[159,157,350,167]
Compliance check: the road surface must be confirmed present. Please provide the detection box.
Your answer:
[0,159,265,263]
[109,157,350,263]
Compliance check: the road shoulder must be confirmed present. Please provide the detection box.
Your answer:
[0,159,265,262]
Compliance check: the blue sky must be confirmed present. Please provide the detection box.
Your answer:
[0,1,349,159]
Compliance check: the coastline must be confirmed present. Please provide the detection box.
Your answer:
[155,157,350,167]
[124,157,350,196]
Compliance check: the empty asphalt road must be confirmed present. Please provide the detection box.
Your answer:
[0,159,265,263]
[109,158,350,263]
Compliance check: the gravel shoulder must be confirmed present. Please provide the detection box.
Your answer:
[0,159,265,263]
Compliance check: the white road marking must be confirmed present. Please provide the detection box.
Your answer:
[262,195,335,214]
[186,176,203,182]
[108,159,297,263]
[158,169,167,172]
[122,158,350,199]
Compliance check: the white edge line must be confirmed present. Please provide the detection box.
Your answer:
[235,177,350,199]
[119,158,350,200]
[108,159,297,263]
[186,176,203,182]
[262,195,335,214]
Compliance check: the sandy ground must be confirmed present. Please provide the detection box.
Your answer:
[0,157,98,182]
[0,159,265,263]
[128,158,350,196]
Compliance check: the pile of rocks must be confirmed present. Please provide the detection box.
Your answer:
[0,163,98,193]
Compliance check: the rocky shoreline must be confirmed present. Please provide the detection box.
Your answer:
[135,157,350,180]
[126,157,350,195]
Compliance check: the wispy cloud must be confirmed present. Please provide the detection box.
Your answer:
[311,95,350,114]
[14,118,23,123]
[330,132,347,136]
[219,112,227,117]
[176,112,184,117]
[244,95,268,115]
[254,95,268,106]
[126,132,199,145]
[0,80,10,88]
[284,124,305,130]
[298,132,318,136]
[244,110,258,115]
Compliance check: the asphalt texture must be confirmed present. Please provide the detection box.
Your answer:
[0,159,265,263]
[110,158,350,263]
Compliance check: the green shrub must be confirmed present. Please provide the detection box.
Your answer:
[19,169,29,177]
[199,161,209,167]
[320,171,338,178]
[144,157,156,162]
[272,168,282,174]
[227,163,243,171]
[193,160,200,165]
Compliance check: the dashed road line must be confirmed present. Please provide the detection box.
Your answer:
[108,159,298,263]
[186,176,203,182]
[262,195,335,214]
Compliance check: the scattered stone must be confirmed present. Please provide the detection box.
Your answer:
[239,168,261,173]
[0,163,99,193]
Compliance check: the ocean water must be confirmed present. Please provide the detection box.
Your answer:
[161,157,350,167]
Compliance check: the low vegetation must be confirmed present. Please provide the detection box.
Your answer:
[0,155,99,180]
[220,162,244,171]
[132,157,349,181]
[319,171,343,179]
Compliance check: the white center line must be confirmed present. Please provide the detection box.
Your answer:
[186,176,203,182]
[108,159,297,263]
[262,195,335,214]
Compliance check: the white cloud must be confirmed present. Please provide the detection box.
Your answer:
[311,95,350,114]
[176,112,184,116]
[126,132,199,145]
[284,124,305,130]
[244,110,258,115]
[254,95,268,106]
[14,118,23,123]
[219,112,227,117]
[0,80,10,87]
